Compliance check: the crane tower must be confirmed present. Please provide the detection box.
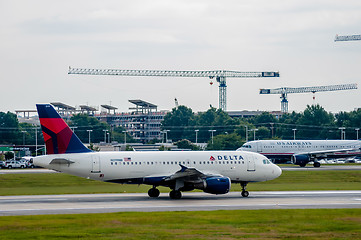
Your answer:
[260,83,358,113]
[68,67,279,111]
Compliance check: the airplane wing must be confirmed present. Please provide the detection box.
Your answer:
[164,164,221,182]
[143,164,224,191]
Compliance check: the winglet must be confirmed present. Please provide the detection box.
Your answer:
[179,164,188,172]
[36,104,92,154]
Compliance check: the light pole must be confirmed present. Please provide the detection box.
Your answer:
[355,128,360,139]
[338,127,345,140]
[270,123,274,138]
[208,130,216,145]
[292,128,297,140]
[244,125,248,142]
[122,130,128,144]
[107,132,110,144]
[103,129,108,143]
[87,130,93,145]
[195,129,199,144]
[164,130,170,143]
[250,129,258,140]
[34,127,38,156]
[21,131,26,145]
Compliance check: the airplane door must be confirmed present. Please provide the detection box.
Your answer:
[247,156,256,171]
[91,155,101,173]
[257,142,262,153]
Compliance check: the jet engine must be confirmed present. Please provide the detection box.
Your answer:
[291,154,310,167]
[194,176,231,194]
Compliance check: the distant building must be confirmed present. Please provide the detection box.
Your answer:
[96,100,168,143]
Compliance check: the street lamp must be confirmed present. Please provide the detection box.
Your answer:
[244,125,248,142]
[355,128,360,139]
[292,128,297,140]
[249,129,258,141]
[164,130,170,143]
[87,130,93,144]
[208,130,216,145]
[34,127,38,156]
[107,132,110,144]
[21,131,26,145]
[195,129,199,144]
[122,130,128,144]
[338,127,346,140]
[103,129,108,143]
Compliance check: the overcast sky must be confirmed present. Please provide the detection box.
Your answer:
[1,0,361,114]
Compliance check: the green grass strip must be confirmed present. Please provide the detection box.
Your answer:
[0,209,360,239]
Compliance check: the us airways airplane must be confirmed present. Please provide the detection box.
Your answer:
[238,140,361,167]
[32,104,281,199]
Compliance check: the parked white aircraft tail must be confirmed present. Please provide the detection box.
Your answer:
[33,104,282,199]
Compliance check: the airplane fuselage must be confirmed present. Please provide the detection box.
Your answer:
[238,140,361,165]
[34,151,282,185]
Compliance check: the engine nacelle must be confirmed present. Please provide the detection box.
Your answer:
[291,154,310,167]
[198,177,231,195]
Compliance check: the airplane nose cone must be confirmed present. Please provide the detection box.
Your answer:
[274,165,282,178]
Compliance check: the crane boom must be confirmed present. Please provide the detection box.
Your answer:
[68,67,279,78]
[68,67,279,111]
[334,34,361,42]
[260,83,358,113]
[260,83,358,95]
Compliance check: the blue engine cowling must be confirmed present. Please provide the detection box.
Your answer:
[291,154,310,167]
[202,177,231,194]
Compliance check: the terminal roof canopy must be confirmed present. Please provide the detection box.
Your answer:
[79,105,97,112]
[51,102,76,111]
[101,104,118,114]
[129,99,158,113]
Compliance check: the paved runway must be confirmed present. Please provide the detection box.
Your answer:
[1,191,361,216]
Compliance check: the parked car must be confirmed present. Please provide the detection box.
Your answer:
[0,161,5,169]
[4,160,27,169]
[20,157,34,168]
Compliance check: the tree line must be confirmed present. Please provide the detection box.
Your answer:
[161,105,361,150]
[1,104,361,151]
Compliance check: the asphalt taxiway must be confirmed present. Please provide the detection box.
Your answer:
[1,191,361,216]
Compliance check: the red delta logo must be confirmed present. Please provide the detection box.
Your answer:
[210,156,215,161]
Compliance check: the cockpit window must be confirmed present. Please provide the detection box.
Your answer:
[263,159,271,164]
[243,145,251,148]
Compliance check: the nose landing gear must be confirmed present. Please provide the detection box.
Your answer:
[241,182,249,197]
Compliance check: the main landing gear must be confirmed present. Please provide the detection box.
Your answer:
[148,187,183,199]
[313,161,321,168]
[241,182,249,197]
[148,187,160,198]
[169,190,182,199]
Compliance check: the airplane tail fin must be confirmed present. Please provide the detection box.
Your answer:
[36,104,92,154]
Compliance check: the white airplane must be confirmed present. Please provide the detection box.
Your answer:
[238,140,361,167]
[32,104,282,199]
